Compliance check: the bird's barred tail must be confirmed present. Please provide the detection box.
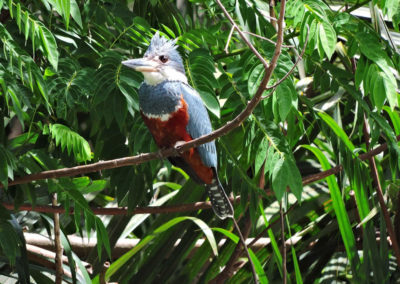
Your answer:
[206,169,234,219]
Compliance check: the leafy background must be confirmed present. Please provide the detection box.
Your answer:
[0,0,399,283]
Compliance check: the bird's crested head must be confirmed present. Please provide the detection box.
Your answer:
[122,32,187,86]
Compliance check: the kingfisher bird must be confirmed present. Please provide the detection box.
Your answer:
[122,32,233,219]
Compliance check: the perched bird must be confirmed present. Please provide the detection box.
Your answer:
[122,32,233,219]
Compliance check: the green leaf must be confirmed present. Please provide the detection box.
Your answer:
[248,64,264,96]
[37,23,59,70]
[70,0,82,28]
[302,145,360,274]
[16,3,21,32]
[318,21,336,59]
[198,90,220,118]
[0,144,16,188]
[49,124,91,162]
[271,156,303,201]
[383,106,400,135]
[318,112,356,153]
[248,249,269,284]
[23,11,29,42]
[96,217,217,283]
[255,138,268,175]
[60,0,70,29]
[96,218,111,258]
[372,72,385,110]
[274,79,296,121]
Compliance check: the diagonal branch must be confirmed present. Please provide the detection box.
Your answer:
[2,0,285,190]
[265,25,309,91]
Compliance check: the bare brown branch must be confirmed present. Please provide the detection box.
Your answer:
[52,193,64,284]
[264,25,309,92]
[242,30,294,48]
[362,115,400,267]
[2,135,397,216]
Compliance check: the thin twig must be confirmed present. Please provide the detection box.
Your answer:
[242,30,294,48]
[280,202,287,284]
[52,193,64,284]
[216,0,269,70]
[232,218,259,283]
[362,115,400,266]
[265,25,309,91]
[100,261,110,284]
[209,216,252,283]
[261,87,276,100]
[224,26,235,54]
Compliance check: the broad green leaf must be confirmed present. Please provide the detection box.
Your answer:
[318,21,336,59]
[255,138,268,175]
[271,156,302,201]
[248,64,264,96]
[383,106,400,135]
[372,72,385,110]
[198,90,220,118]
[60,0,70,29]
[70,0,82,28]
[382,71,398,109]
[37,23,59,70]
[275,79,296,121]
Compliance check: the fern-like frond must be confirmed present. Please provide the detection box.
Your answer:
[49,123,91,162]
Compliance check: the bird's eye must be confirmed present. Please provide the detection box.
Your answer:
[159,55,168,63]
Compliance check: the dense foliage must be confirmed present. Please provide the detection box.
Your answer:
[0,0,400,283]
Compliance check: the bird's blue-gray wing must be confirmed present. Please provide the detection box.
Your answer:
[178,83,217,168]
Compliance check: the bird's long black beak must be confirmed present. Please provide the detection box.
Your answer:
[121,58,158,72]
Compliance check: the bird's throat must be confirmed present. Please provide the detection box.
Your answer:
[142,67,188,86]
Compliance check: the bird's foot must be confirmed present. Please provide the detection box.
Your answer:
[173,141,186,156]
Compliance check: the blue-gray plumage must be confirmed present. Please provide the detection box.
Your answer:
[139,81,217,168]
[122,32,233,219]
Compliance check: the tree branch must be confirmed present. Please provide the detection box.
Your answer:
[52,193,64,284]
[3,135,398,216]
[1,0,284,193]
[362,115,400,267]
[264,25,309,91]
